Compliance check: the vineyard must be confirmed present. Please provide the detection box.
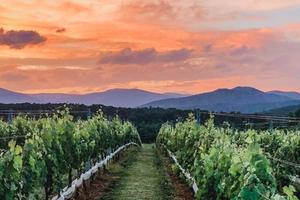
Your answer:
[156,114,300,199]
[0,109,141,199]
[0,108,300,200]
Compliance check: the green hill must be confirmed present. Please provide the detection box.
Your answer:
[262,104,300,116]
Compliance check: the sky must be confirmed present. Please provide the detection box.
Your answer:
[0,0,300,94]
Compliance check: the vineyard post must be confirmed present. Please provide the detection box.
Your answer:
[87,108,92,119]
[7,109,13,123]
[269,120,274,131]
[196,109,201,125]
[68,168,72,187]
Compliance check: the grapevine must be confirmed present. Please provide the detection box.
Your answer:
[0,109,141,199]
[157,115,299,200]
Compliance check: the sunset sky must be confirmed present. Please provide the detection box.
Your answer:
[0,0,300,94]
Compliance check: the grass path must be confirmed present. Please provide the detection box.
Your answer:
[101,144,172,200]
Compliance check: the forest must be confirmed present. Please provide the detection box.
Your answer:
[0,103,300,143]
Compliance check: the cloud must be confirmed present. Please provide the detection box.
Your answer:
[230,45,250,55]
[17,65,90,71]
[0,64,104,92]
[0,72,29,82]
[121,1,175,19]
[56,28,66,33]
[58,2,91,13]
[99,48,192,65]
[0,28,46,49]
[118,1,204,28]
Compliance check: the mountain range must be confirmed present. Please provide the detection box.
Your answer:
[142,87,300,113]
[1,87,300,113]
[0,88,186,107]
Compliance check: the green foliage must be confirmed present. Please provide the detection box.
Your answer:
[295,109,300,118]
[0,141,23,199]
[0,103,192,143]
[0,109,141,199]
[157,117,300,200]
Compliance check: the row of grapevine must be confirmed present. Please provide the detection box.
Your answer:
[156,114,299,200]
[0,110,141,199]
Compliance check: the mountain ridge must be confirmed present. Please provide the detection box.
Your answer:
[1,86,300,112]
[268,90,300,100]
[142,86,300,113]
[0,88,187,107]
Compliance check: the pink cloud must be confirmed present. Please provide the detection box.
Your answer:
[0,27,46,49]
[99,48,192,65]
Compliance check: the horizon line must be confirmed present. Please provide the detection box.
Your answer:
[0,86,299,96]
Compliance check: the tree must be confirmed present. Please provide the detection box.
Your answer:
[295,108,300,117]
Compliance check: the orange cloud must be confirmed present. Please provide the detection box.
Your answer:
[0,1,300,94]
[58,1,91,13]
[118,0,204,29]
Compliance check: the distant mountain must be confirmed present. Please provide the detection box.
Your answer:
[268,91,300,100]
[70,89,186,107]
[142,87,300,113]
[0,88,37,103]
[162,92,189,98]
[29,93,80,104]
[2,87,300,112]
[0,88,187,107]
